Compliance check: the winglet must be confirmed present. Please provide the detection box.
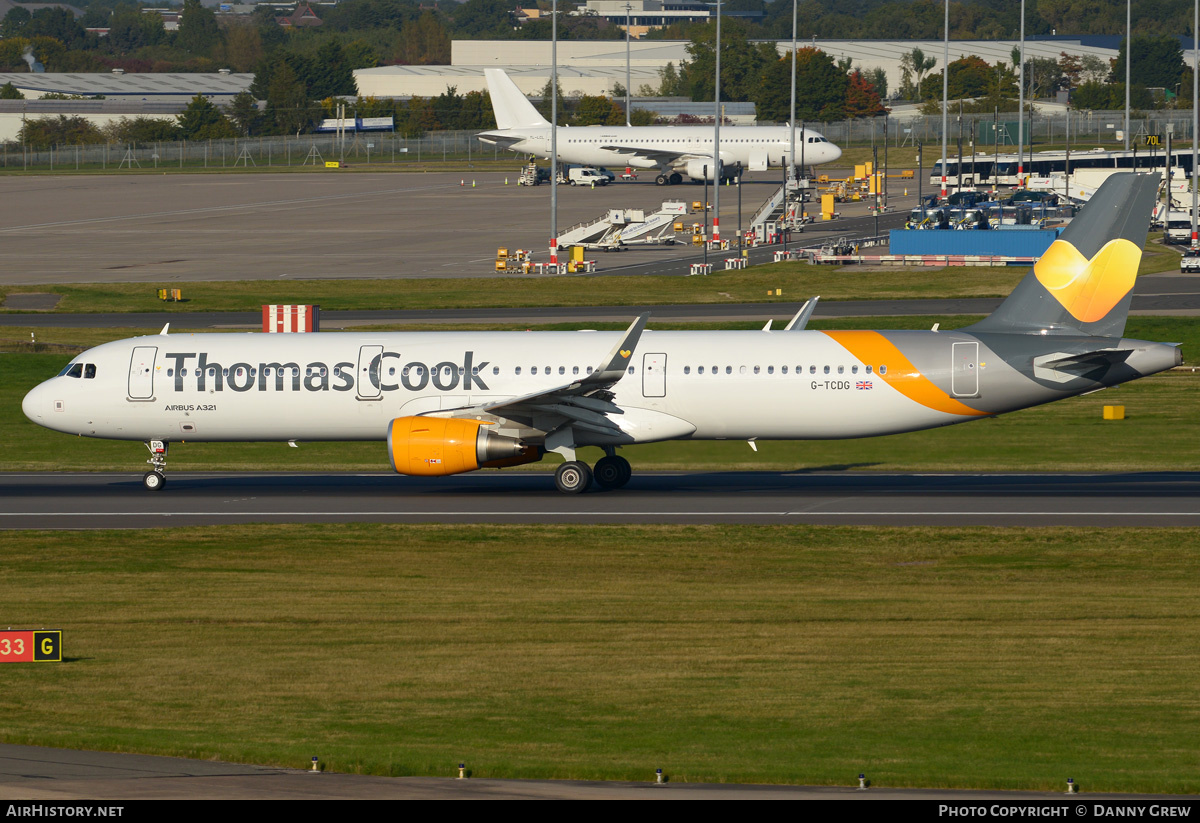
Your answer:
[784,297,820,331]
[589,313,649,382]
[159,323,170,336]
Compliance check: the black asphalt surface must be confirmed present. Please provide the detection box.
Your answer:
[4,471,1200,529]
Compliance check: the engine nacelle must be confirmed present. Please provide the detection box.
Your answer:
[387,417,539,476]
[685,155,735,182]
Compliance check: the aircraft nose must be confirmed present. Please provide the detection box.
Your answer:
[22,381,47,424]
[828,143,842,163]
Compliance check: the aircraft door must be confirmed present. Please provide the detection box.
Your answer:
[951,341,979,397]
[127,346,157,400]
[642,353,666,397]
[357,345,383,400]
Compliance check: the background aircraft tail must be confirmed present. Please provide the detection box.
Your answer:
[485,69,550,131]
[967,172,1159,338]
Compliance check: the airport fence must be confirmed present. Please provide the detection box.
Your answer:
[813,111,1200,149]
[0,130,506,172]
[3,112,1196,173]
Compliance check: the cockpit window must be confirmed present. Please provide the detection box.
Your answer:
[61,363,84,378]
[84,364,96,379]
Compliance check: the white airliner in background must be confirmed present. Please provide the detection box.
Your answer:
[476,68,841,185]
[22,175,1180,494]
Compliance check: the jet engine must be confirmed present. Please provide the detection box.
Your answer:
[387,417,539,476]
[686,155,735,182]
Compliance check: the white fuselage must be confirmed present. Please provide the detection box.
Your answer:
[23,329,987,447]
[481,124,841,177]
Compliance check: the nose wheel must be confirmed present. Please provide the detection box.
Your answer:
[143,440,168,491]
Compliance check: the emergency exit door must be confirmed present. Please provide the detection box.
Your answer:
[127,346,157,400]
[357,345,383,399]
[642,353,666,397]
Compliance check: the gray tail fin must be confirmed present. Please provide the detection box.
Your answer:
[966,172,1159,338]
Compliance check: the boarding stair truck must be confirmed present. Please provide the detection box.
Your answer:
[556,202,686,251]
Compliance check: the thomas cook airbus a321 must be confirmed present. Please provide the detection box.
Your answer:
[22,174,1181,493]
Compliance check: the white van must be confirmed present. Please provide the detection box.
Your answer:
[566,167,609,186]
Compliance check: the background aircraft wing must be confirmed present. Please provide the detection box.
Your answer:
[599,144,710,168]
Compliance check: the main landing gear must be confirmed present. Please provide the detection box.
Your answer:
[553,454,632,494]
[654,172,684,186]
[143,440,167,491]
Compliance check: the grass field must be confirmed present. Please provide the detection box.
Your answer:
[0,265,1029,315]
[4,315,1198,473]
[2,524,1197,792]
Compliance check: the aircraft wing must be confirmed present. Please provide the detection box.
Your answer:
[599,143,711,168]
[446,314,650,438]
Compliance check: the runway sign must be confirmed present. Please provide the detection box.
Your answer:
[0,630,62,662]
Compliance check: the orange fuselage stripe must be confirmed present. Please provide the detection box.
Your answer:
[822,330,988,417]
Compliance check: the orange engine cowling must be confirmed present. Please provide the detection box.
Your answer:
[387,417,538,477]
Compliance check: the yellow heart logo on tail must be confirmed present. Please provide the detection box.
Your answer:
[1033,238,1142,323]
[620,349,631,358]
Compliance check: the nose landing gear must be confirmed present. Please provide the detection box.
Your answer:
[143,440,167,491]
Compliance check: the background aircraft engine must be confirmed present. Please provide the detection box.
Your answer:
[685,156,734,182]
[387,417,534,476]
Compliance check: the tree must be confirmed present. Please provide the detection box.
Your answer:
[105,116,182,144]
[681,18,777,103]
[395,12,450,65]
[0,82,23,100]
[866,67,888,100]
[264,61,313,135]
[946,56,993,99]
[225,91,263,136]
[176,94,238,140]
[309,40,355,99]
[909,47,936,89]
[573,94,624,126]
[1112,36,1185,91]
[0,5,31,39]
[844,69,886,118]
[107,8,167,52]
[218,24,263,73]
[757,48,848,122]
[177,0,221,57]
[19,116,104,148]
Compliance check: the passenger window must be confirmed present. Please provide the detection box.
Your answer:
[223,368,230,377]
[767,366,773,374]
[559,366,565,375]
[880,365,888,375]
[628,367,634,374]
[837,366,844,374]
[167,368,174,377]
[572,366,579,375]
[725,366,732,374]
[809,366,816,374]
[587,366,594,374]
[782,366,788,374]
[515,367,522,375]
[684,366,691,374]
[698,366,704,374]
[866,365,873,374]
[493,367,499,375]
[531,366,538,374]
[823,366,830,374]
[851,365,858,374]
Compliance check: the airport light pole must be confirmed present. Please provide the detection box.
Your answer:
[712,0,722,249]
[625,3,632,127]
[1017,0,1024,187]
[1125,0,1131,153]
[551,0,559,272]
[940,0,949,199]
[1193,0,1198,251]
[788,0,797,186]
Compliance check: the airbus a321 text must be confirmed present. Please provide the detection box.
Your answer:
[475,68,841,185]
[23,174,1180,493]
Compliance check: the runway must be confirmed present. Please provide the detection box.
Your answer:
[3,471,1199,528]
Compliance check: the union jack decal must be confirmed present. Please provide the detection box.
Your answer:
[856,381,873,390]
